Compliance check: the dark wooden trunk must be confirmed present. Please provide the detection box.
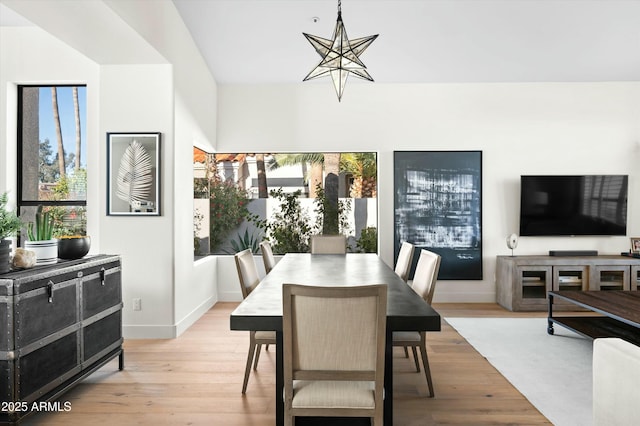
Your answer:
[0,255,123,424]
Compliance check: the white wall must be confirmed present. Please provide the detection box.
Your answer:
[217,82,640,302]
[1,0,218,338]
[105,0,219,337]
[99,64,176,336]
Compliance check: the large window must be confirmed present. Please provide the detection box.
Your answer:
[193,151,378,256]
[18,85,87,239]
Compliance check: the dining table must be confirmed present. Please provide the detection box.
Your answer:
[229,253,441,425]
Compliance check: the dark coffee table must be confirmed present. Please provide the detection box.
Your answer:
[547,290,640,346]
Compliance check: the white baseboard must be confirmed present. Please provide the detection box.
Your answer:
[123,296,218,339]
[218,290,242,302]
[123,324,177,339]
[432,291,496,303]
[175,295,218,336]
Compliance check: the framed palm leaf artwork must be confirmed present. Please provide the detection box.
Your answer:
[107,132,161,216]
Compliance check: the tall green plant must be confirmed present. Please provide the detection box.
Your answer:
[27,205,54,241]
[313,184,352,236]
[209,179,252,252]
[261,189,312,254]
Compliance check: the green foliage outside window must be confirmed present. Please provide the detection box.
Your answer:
[356,227,378,253]
[258,189,312,254]
[44,173,87,237]
[313,184,352,237]
[209,179,252,252]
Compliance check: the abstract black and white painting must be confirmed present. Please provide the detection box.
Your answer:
[394,151,482,280]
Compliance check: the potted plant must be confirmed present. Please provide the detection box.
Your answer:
[0,192,23,273]
[24,205,58,265]
[53,208,91,260]
[56,235,91,260]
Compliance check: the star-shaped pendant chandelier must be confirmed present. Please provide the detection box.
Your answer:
[302,0,378,101]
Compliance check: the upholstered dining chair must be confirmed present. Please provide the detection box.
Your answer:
[394,241,415,283]
[282,283,387,426]
[392,248,441,397]
[309,235,347,254]
[234,249,277,393]
[259,240,277,274]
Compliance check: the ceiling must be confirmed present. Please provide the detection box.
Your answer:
[171,0,640,84]
[2,1,639,85]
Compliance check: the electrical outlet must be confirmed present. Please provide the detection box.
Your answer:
[132,298,142,311]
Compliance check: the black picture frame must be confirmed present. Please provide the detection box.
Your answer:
[107,132,161,216]
[394,151,482,280]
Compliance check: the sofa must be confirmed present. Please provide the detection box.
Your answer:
[593,337,640,425]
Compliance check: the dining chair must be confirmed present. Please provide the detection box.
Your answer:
[394,241,415,283]
[259,240,277,274]
[282,283,387,426]
[392,248,441,397]
[234,249,277,393]
[309,234,347,254]
[395,241,415,359]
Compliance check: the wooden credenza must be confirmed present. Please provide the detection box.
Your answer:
[497,255,640,311]
[0,255,123,424]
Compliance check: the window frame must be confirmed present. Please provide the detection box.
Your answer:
[16,84,88,241]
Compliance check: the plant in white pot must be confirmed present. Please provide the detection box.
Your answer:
[25,205,58,265]
[0,192,23,273]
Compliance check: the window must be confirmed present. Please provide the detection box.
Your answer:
[18,85,87,240]
[193,150,378,256]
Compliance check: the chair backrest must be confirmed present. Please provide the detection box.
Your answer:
[234,249,260,299]
[259,241,276,274]
[282,283,387,401]
[309,235,347,254]
[411,249,441,304]
[394,241,415,282]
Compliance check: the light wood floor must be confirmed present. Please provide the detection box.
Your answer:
[22,303,551,425]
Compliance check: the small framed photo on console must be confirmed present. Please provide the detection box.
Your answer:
[631,237,640,254]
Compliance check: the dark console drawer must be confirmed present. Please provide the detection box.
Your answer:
[15,279,78,348]
[84,311,122,362]
[82,266,121,320]
[18,331,80,401]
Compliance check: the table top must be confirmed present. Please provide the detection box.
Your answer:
[230,253,441,333]
[549,290,640,327]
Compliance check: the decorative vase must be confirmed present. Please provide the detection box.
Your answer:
[24,239,59,265]
[0,239,11,274]
[57,236,91,260]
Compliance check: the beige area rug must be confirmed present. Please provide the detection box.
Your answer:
[446,317,593,426]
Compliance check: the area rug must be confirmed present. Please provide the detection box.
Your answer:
[446,317,593,426]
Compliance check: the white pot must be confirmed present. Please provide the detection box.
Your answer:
[24,239,59,265]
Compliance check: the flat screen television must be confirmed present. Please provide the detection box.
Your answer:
[519,175,628,236]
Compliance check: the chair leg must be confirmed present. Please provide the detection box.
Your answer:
[411,346,420,372]
[403,346,409,358]
[242,334,257,394]
[284,415,293,426]
[420,334,434,397]
[253,343,262,370]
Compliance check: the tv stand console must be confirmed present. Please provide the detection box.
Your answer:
[496,255,640,311]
